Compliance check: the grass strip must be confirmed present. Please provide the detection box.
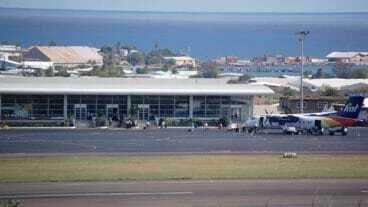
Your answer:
[0,154,367,182]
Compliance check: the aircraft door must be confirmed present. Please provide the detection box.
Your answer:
[315,120,322,129]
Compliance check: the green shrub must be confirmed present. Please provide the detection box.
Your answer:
[96,116,107,127]
[2,121,65,127]
[161,118,204,127]
[0,200,20,207]
[321,84,339,97]
[64,119,73,127]
[0,122,9,129]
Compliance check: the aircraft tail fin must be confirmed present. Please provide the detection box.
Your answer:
[336,96,365,119]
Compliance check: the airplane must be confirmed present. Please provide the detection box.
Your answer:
[244,96,365,136]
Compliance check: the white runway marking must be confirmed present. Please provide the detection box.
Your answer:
[0,192,194,199]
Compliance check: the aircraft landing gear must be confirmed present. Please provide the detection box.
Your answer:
[342,127,348,136]
[327,127,348,136]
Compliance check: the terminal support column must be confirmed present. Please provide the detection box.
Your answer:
[189,95,193,119]
[63,95,68,120]
[127,95,131,118]
[249,96,254,118]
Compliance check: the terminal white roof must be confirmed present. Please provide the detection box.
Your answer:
[0,76,274,96]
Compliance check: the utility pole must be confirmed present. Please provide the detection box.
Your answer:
[296,31,310,113]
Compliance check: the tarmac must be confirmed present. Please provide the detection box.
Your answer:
[0,128,367,154]
[0,179,367,207]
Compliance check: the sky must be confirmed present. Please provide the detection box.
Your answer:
[1,0,368,13]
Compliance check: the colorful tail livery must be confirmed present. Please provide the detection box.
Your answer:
[336,96,365,119]
[321,96,365,130]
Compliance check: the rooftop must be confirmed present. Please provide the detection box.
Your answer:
[29,46,103,64]
[0,76,274,96]
[163,56,195,61]
[302,78,368,90]
[326,51,368,59]
[251,76,300,91]
[0,45,21,52]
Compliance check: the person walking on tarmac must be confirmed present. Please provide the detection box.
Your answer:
[204,122,208,132]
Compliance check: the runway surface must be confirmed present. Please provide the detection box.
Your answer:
[0,128,367,154]
[0,180,367,207]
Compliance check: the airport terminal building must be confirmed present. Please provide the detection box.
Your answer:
[0,76,273,126]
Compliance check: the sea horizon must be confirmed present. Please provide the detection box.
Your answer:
[2,6,368,14]
[1,7,368,59]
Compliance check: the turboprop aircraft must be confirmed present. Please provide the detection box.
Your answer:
[244,96,365,136]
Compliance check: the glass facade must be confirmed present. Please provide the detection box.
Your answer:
[193,96,250,121]
[130,96,189,120]
[0,94,64,120]
[67,95,127,120]
[1,94,252,122]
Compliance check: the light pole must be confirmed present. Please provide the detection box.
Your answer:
[296,31,309,114]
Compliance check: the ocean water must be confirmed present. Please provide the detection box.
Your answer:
[1,8,368,59]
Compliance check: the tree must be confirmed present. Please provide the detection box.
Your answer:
[161,64,169,72]
[145,55,161,65]
[34,68,45,77]
[145,48,177,65]
[320,84,339,97]
[136,67,150,74]
[312,68,323,79]
[238,74,252,83]
[120,44,137,51]
[92,65,124,77]
[313,68,334,79]
[100,45,113,54]
[167,59,176,66]
[333,63,354,78]
[55,67,70,77]
[8,56,22,63]
[115,41,122,52]
[201,67,219,78]
[128,52,145,66]
[160,48,176,57]
[351,68,368,79]
[333,63,368,79]
[154,42,160,51]
[105,54,115,66]
[321,72,334,79]
[281,87,297,97]
[172,68,178,74]
[45,67,54,77]
[199,62,219,78]
[227,74,253,84]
